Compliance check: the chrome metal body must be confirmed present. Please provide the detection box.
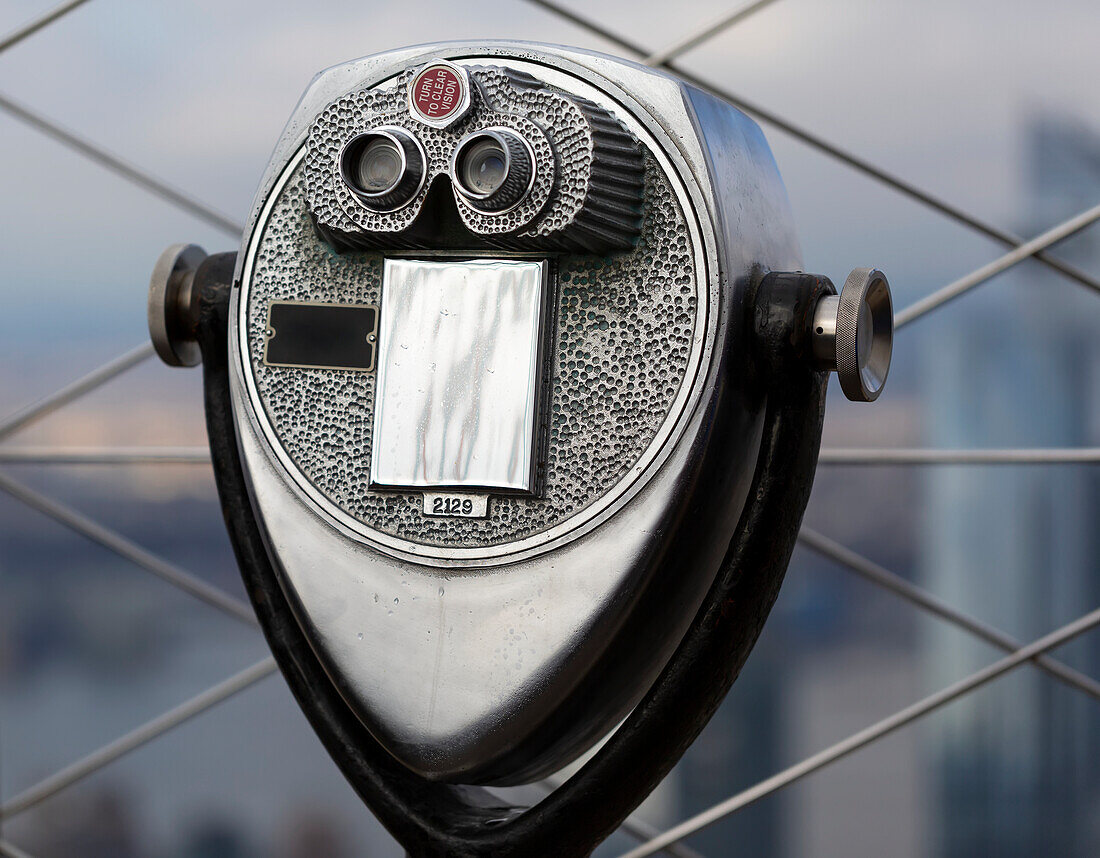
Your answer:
[226,41,801,784]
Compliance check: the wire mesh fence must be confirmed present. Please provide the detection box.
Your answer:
[1,1,1098,856]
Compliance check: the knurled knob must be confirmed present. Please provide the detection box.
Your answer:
[148,243,207,367]
[812,268,893,402]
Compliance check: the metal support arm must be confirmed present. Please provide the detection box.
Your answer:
[187,256,829,857]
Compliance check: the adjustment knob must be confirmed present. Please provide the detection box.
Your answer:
[148,243,208,367]
[812,268,893,402]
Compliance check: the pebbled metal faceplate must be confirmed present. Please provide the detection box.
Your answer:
[244,155,697,549]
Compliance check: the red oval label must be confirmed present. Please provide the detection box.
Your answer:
[410,65,465,123]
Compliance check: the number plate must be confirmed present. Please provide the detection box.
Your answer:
[422,493,489,518]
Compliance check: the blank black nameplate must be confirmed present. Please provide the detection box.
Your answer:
[264,302,379,371]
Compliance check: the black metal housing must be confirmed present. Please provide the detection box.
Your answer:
[190,254,831,858]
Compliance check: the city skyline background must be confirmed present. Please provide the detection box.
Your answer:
[2,0,1099,855]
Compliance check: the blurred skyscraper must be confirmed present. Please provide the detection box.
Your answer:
[922,113,1100,857]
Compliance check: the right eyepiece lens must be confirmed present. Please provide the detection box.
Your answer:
[460,139,508,196]
[452,129,533,213]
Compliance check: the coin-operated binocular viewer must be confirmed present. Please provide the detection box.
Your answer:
[149,42,892,857]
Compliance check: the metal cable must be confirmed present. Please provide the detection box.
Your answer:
[798,527,1100,701]
[0,343,153,441]
[613,815,705,858]
[0,0,92,55]
[5,447,1098,467]
[0,840,36,858]
[0,92,242,237]
[522,0,1100,299]
[817,447,1100,466]
[617,604,1100,858]
[0,446,211,464]
[641,0,782,66]
[0,657,277,819]
[0,471,257,626]
[1,2,1093,850]
[895,201,1100,327]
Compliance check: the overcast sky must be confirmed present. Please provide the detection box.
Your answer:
[0,0,1098,371]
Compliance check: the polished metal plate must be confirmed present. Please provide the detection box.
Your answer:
[370,258,547,493]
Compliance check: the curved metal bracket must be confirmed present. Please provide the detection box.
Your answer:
[191,254,828,858]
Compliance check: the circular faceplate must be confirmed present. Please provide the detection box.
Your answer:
[236,58,716,566]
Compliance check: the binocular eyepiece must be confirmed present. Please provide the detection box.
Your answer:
[342,123,540,219]
[340,127,426,211]
[451,128,535,213]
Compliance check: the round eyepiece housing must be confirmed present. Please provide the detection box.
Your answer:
[340,127,426,211]
[451,128,535,214]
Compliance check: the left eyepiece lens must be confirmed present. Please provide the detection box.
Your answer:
[357,138,403,193]
[341,128,425,211]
